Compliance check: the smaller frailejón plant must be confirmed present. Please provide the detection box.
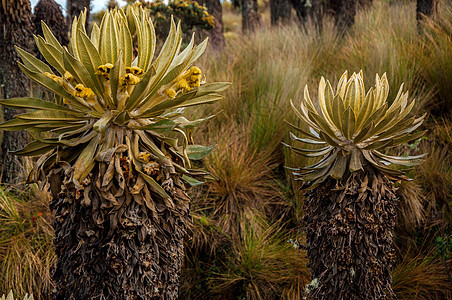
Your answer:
[0,7,228,300]
[286,71,425,300]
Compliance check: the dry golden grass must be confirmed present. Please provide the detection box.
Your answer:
[0,186,54,300]
[192,123,287,239]
[210,218,309,300]
[396,181,427,232]
[392,249,452,300]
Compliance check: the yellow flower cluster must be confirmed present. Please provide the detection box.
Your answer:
[64,71,77,86]
[74,84,95,99]
[44,72,61,83]
[126,66,144,77]
[119,73,141,88]
[163,66,202,98]
[95,63,114,80]
[202,14,215,27]
[44,72,77,96]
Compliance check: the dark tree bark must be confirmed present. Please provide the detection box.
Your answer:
[303,0,359,33]
[327,0,357,32]
[200,0,225,50]
[289,0,309,23]
[241,0,261,33]
[34,0,68,46]
[0,0,33,184]
[270,0,292,26]
[416,0,438,21]
[67,0,91,27]
[303,168,397,299]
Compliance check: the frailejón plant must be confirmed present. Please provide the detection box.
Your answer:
[0,7,228,299]
[286,71,425,300]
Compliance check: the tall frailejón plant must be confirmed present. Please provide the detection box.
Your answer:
[0,7,228,299]
[286,71,425,299]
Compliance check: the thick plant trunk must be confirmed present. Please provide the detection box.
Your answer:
[33,0,68,47]
[327,0,357,32]
[416,0,437,20]
[303,168,397,299]
[289,0,309,23]
[0,0,33,184]
[67,0,90,27]
[416,0,438,31]
[270,0,292,26]
[241,0,261,33]
[33,0,68,78]
[49,158,190,299]
[307,0,357,33]
[200,0,225,50]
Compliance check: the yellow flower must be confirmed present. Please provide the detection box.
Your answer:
[44,72,61,83]
[164,88,176,98]
[95,63,114,80]
[184,66,202,88]
[74,84,94,98]
[126,66,144,77]
[119,73,141,87]
[64,71,77,85]
[176,78,190,92]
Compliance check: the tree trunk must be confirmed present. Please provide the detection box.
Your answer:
[0,0,33,184]
[33,0,68,76]
[241,0,261,33]
[270,0,292,26]
[307,0,357,33]
[289,0,309,23]
[303,168,397,299]
[327,0,357,32]
[34,0,68,47]
[49,139,190,299]
[416,0,438,21]
[67,0,90,27]
[200,0,225,50]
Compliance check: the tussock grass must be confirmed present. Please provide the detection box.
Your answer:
[417,1,452,115]
[0,187,54,300]
[193,123,286,239]
[396,181,427,232]
[210,218,309,300]
[392,249,452,300]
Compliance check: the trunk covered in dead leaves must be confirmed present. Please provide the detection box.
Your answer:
[303,167,397,300]
[48,139,190,299]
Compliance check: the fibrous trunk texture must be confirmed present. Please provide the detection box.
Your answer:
[241,0,260,33]
[33,0,68,47]
[66,0,90,27]
[48,139,190,299]
[0,0,33,184]
[200,0,225,50]
[303,168,397,299]
[270,0,292,26]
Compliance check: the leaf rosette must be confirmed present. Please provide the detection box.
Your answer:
[285,70,426,189]
[0,7,229,199]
